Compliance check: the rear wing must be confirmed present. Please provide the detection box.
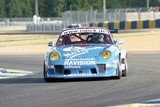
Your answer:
[109,29,118,33]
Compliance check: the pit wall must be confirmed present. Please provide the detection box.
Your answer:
[89,19,160,29]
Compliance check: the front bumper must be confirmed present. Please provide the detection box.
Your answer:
[45,63,119,79]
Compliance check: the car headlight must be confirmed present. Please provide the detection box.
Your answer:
[49,52,59,60]
[101,50,111,59]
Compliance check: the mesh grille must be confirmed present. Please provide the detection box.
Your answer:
[54,65,64,74]
[97,64,106,73]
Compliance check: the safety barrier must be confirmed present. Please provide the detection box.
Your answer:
[26,24,62,33]
[89,19,160,29]
[26,19,160,33]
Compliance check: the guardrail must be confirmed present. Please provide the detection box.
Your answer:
[26,19,160,33]
[89,19,160,29]
[26,24,63,33]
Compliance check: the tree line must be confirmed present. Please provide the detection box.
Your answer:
[0,0,159,18]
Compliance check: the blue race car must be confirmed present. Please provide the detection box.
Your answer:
[44,27,127,82]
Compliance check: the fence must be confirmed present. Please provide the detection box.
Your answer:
[0,17,62,26]
[62,7,160,27]
[1,7,160,32]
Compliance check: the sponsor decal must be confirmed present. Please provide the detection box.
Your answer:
[64,74,94,77]
[64,66,81,69]
[61,29,109,35]
[64,58,96,68]
[63,46,103,58]
[63,47,85,52]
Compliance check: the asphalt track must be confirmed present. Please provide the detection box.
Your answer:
[0,53,160,107]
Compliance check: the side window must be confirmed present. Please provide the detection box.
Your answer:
[105,34,114,44]
[56,36,64,46]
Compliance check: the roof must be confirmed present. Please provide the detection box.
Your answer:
[61,27,110,35]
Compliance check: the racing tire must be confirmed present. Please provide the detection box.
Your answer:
[43,62,52,82]
[114,64,122,79]
[122,63,128,77]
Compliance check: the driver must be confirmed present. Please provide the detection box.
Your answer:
[87,34,105,43]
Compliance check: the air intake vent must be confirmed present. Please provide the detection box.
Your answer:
[64,69,71,75]
[54,65,64,74]
[90,68,97,74]
[97,64,106,73]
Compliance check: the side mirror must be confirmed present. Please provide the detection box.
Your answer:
[48,41,54,47]
[115,39,124,45]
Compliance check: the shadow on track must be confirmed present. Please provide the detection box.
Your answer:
[0,78,45,84]
[0,77,118,84]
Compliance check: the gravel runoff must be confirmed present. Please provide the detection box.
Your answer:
[0,30,160,55]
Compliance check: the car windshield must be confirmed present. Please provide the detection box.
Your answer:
[56,33,114,46]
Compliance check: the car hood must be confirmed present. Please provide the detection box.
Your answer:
[56,44,113,59]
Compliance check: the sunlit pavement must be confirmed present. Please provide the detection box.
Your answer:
[111,99,160,107]
[0,68,33,79]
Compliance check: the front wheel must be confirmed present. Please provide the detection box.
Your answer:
[43,62,52,82]
[122,63,128,77]
[113,64,122,79]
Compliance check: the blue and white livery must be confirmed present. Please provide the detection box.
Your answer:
[44,27,127,82]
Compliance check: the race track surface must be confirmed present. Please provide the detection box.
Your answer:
[0,53,160,107]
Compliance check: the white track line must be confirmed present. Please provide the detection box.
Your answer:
[110,99,160,107]
[0,68,33,79]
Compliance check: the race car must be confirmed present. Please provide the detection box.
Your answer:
[44,27,127,82]
[66,24,82,28]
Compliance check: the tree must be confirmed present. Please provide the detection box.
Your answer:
[10,0,23,17]
[22,0,33,17]
[39,0,55,17]
[0,0,6,17]
[88,0,102,10]
[106,0,123,9]
[0,0,159,18]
